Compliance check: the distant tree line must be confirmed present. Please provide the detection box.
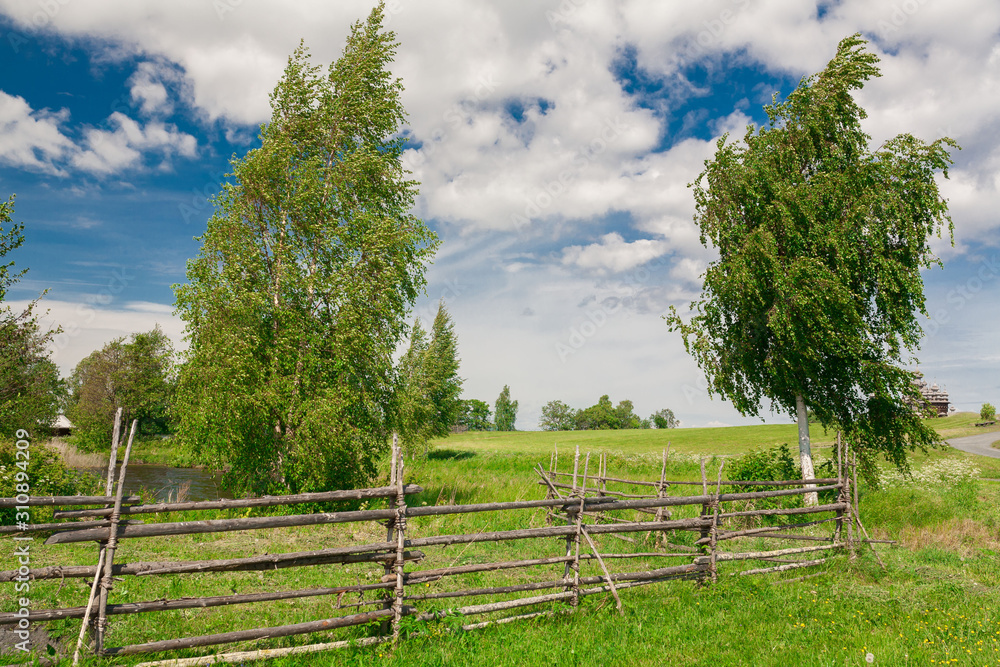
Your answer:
[539,396,676,431]
[454,385,519,432]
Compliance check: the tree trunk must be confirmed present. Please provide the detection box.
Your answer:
[795,394,818,506]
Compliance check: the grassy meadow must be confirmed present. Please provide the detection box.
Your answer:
[6,414,1000,666]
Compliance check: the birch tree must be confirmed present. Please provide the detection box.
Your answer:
[668,35,956,499]
[173,3,437,495]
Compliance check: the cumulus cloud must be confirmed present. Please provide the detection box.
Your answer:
[562,232,668,274]
[0,91,75,175]
[0,89,197,176]
[72,112,197,174]
[128,61,187,116]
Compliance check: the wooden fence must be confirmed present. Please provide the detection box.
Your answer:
[1,423,874,666]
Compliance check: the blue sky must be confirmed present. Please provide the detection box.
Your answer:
[1,0,998,429]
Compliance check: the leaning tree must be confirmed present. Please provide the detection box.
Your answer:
[173,3,437,495]
[668,34,957,500]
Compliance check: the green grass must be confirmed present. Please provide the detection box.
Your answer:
[12,417,1000,666]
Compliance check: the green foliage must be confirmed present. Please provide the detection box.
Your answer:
[981,403,996,421]
[727,444,801,493]
[651,408,677,429]
[573,395,642,430]
[0,194,63,438]
[725,443,807,518]
[173,5,438,496]
[457,399,492,431]
[667,34,955,475]
[539,399,574,431]
[0,439,100,524]
[493,385,518,431]
[396,303,463,455]
[66,326,175,450]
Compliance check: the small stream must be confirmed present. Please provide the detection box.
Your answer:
[82,464,233,502]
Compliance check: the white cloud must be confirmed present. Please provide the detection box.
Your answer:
[5,299,186,376]
[72,112,197,175]
[0,91,74,175]
[129,61,185,116]
[562,233,668,274]
[0,90,197,176]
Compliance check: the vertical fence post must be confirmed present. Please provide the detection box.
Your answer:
[562,447,581,589]
[96,419,137,655]
[846,443,856,562]
[834,432,845,546]
[698,458,709,585]
[571,454,590,608]
[391,434,407,641]
[709,461,724,584]
[382,436,399,636]
[653,448,669,549]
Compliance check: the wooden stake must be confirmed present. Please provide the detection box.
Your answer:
[392,439,407,641]
[571,453,590,607]
[96,419,137,655]
[834,431,844,544]
[698,457,709,585]
[710,461,724,584]
[71,549,105,666]
[579,524,622,613]
[104,407,123,497]
[383,434,399,636]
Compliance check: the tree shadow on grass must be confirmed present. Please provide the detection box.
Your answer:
[427,449,476,461]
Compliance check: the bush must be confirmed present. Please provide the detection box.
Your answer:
[981,403,996,421]
[724,444,805,525]
[726,443,800,492]
[0,439,101,524]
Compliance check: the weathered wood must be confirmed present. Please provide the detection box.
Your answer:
[0,494,141,508]
[391,438,406,641]
[545,470,838,487]
[0,518,144,534]
[561,485,842,515]
[695,543,841,563]
[406,579,568,601]
[104,608,398,656]
[46,506,399,544]
[404,517,711,550]
[418,591,573,622]
[96,418,137,655]
[571,453,590,606]
[721,532,835,542]
[580,524,622,612]
[105,408,123,494]
[399,551,693,585]
[54,484,424,519]
[696,517,839,544]
[0,549,420,582]
[461,610,556,632]
[131,636,389,667]
[737,558,828,576]
[718,503,847,519]
[404,562,705,604]
[403,555,574,583]
[2,582,396,624]
[71,548,105,667]
[49,495,641,543]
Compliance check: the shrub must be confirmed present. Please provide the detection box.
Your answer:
[0,440,101,524]
[981,403,996,421]
[726,443,800,492]
[724,444,804,525]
